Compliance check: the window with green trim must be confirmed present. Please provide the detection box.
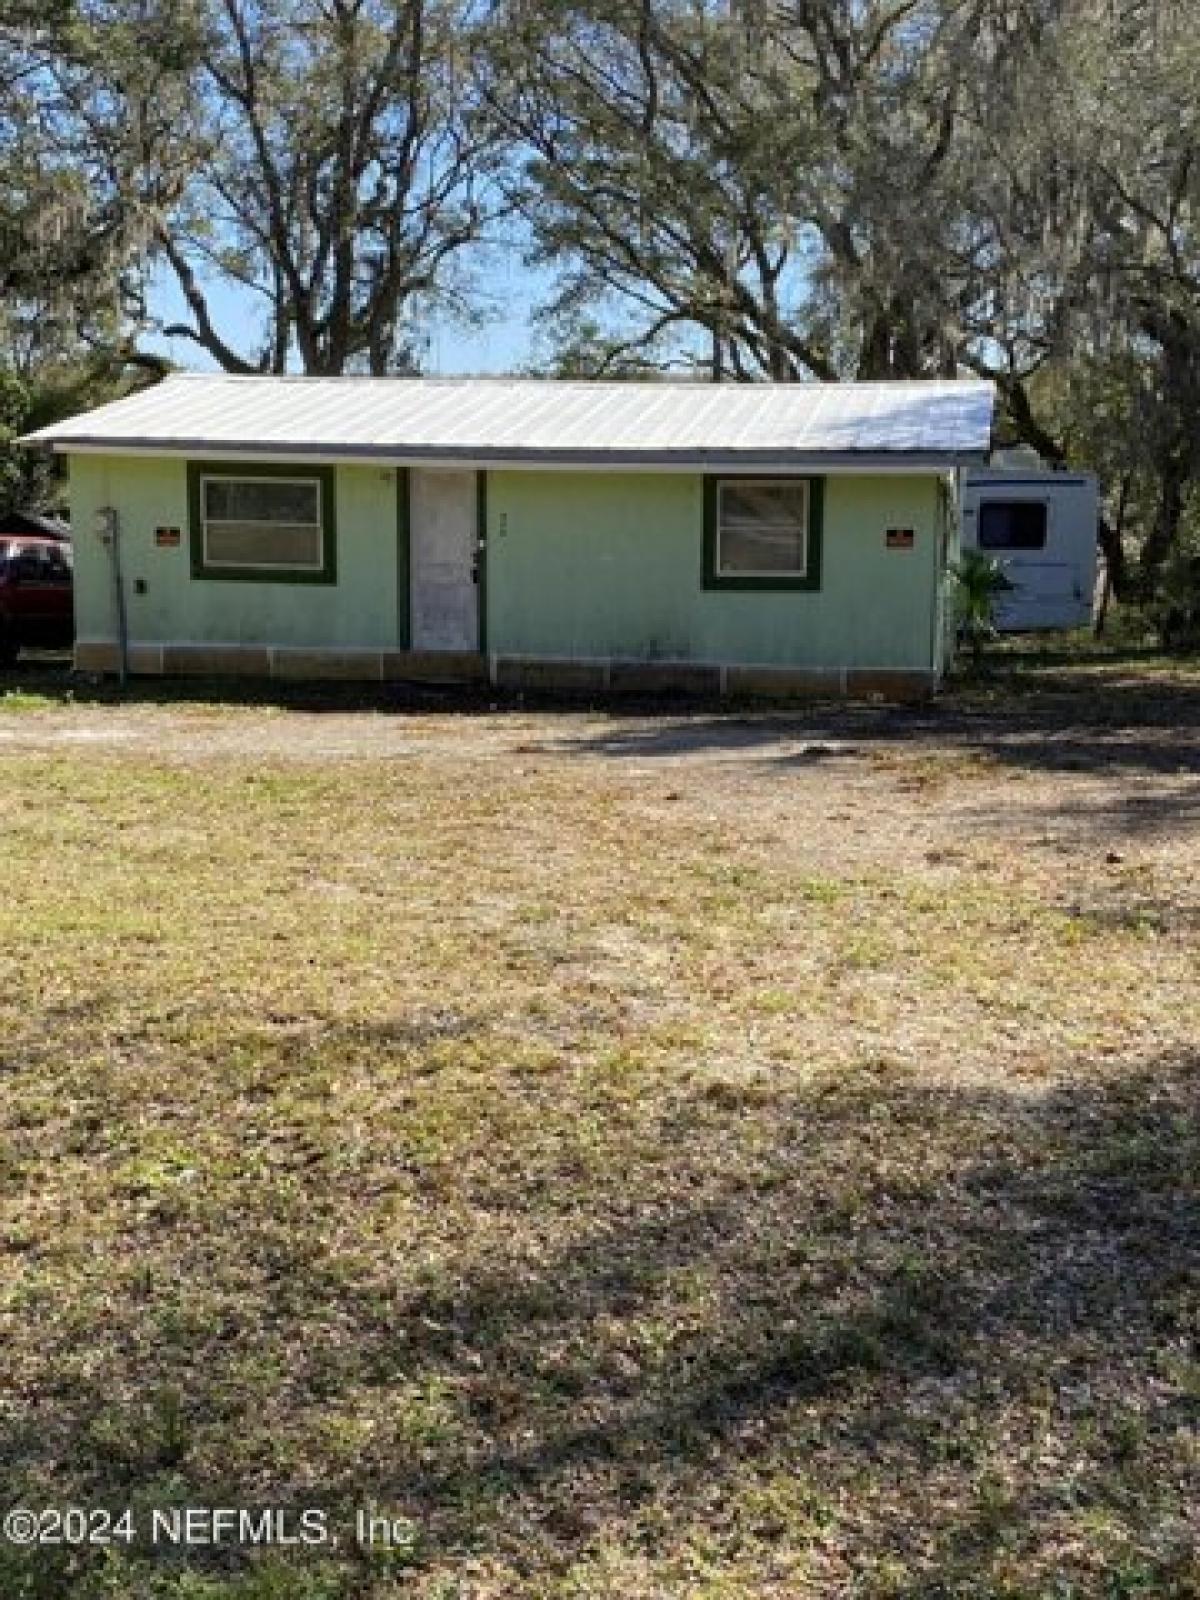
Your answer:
[188,463,337,583]
[703,476,823,591]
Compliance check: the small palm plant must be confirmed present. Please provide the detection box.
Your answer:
[951,549,1013,665]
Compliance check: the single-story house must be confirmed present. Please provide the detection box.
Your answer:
[21,374,995,698]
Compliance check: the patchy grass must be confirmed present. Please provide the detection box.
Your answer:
[0,659,1197,1598]
[0,687,70,714]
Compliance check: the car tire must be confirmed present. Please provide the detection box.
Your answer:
[0,633,19,667]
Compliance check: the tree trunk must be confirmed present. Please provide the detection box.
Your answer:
[1136,453,1187,599]
[857,312,891,379]
[1000,378,1066,465]
[1096,474,1131,620]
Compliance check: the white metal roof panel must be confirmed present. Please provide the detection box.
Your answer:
[23,374,994,467]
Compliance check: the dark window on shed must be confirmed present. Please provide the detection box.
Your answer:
[978,500,1048,551]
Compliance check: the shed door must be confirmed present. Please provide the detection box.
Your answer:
[410,469,479,652]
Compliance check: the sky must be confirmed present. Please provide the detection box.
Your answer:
[142,246,554,376]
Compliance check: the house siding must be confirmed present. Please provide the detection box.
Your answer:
[485,470,942,672]
[66,453,944,690]
[68,454,401,649]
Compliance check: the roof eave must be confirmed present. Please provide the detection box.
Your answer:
[26,438,988,474]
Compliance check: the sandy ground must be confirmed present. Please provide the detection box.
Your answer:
[3,672,1197,880]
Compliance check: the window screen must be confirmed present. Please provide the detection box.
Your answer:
[978,500,1048,551]
[717,480,809,576]
[200,476,324,570]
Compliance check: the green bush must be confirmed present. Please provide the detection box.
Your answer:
[1149,552,1200,652]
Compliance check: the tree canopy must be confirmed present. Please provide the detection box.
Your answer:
[0,0,1196,604]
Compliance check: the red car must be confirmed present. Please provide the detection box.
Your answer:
[0,535,74,664]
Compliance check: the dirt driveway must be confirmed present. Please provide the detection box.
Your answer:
[3,655,1198,882]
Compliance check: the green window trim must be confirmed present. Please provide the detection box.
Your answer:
[476,469,488,655]
[702,474,824,592]
[187,461,338,585]
[396,466,411,648]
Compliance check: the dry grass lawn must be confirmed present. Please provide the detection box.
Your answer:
[0,652,1197,1598]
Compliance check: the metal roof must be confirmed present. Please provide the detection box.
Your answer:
[22,374,995,470]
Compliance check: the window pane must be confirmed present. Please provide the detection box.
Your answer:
[720,523,807,573]
[978,500,1047,550]
[204,478,319,525]
[718,481,808,574]
[204,521,323,569]
[721,482,807,530]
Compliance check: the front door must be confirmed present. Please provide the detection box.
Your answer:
[409,469,479,652]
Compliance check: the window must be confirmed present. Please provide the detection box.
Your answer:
[202,478,321,569]
[5,542,72,583]
[188,463,337,583]
[978,499,1047,551]
[703,476,823,591]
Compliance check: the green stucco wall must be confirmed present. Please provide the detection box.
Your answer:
[68,454,401,648]
[67,454,945,674]
[485,471,943,671]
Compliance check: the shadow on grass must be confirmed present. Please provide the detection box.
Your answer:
[559,667,1200,784]
[1,1046,1196,1596]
